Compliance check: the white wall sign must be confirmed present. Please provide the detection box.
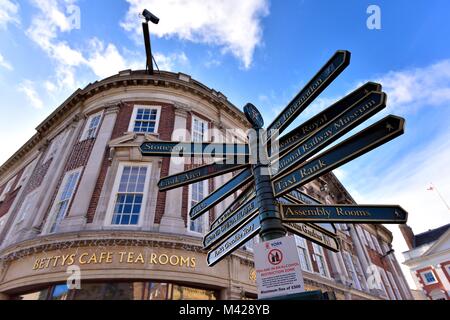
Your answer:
[254,236,305,299]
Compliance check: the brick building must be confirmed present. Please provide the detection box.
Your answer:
[0,70,412,300]
[401,224,450,300]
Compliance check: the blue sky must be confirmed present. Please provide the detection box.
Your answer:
[1,0,450,288]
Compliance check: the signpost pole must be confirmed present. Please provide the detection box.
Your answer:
[246,104,286,242]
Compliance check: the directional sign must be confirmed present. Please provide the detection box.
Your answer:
[272,115,405,197]
[276,82,382,156]
[273,91,387,176]
[244,103,265,129]
[282,189,336,235]
[158,161,248,191]
[207,215,261,267]
[283,222,340,252]
[280,204,408,224]
[190,168,253,220]
[266,50,351,141]
[210,184,255,230]
[203,197,258,249]
[140,141,249,157]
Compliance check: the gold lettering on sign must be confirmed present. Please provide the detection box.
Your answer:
[32,251,197,271]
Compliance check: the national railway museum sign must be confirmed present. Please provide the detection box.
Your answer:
[144,50,409,299]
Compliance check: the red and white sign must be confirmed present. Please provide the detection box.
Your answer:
[254,236,305,299]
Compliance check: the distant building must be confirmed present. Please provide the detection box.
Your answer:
[401,224,450,300]
[0,69,412,300]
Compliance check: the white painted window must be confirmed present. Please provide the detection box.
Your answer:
[15,159,36,190]
[0,215,6,234]
[354,257,368,291]
[371,235,383,254]
[312,243,329,277]
[421,270,438,285]
[387,270,402,300]
[43,131,67,163]
[356,225,368,246]
[0,177,16,202]
[377,267,389,299]
[343,251,362,291]
[188,180,209,234]
[380,268,396,300]
[128,105,161,134]
[295,236,312,272]
[107,164,151,226]
[17,189,39,224]
[80,112,103,141]
[192,116,209,142]
[364,229,375,250]
[48,168,82,233]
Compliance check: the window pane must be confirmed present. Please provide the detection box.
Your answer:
[133,108,158,133]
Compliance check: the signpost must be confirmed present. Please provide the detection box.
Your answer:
[272,116,405,198]
[280,204,408,224]
[144,50,410,300]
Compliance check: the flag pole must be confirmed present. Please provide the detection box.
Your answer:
[429,183,450,211]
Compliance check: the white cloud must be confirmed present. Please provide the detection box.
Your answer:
[121,0,269,69]
[18,80,44,109]
[0,0,20,29]
[374,59,450,114]
[25,0,188,93]
[153,52,188,71]
[0,53,13,70]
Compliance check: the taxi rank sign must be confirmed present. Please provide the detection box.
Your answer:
[141,50,409,277]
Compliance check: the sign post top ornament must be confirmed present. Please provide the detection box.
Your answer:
[141,50,408,272]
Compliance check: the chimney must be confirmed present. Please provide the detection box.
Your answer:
[399,224,415,250]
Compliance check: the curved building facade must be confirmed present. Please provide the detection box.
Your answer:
[0,70,412,300]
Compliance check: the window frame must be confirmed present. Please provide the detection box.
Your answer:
[421,270,438,285]
[294,236,313,272]
[17,189,40,225]
[128,105,162,134]
[187,179,209,235]
[43,131,68,163]
[191,115,209,143]
[15,159,37,191]
[312,243,330,278]
[80,111,103,141]
[45,167,83,234]
[0,215,6,234]
[105,162,152,228]
[0,176,16,202]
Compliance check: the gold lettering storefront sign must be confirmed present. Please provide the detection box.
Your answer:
[32,251,196,271]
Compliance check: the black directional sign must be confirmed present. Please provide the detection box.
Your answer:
[272,115,405,198]
[244,103,265,129]
[210,185,255,230]
[276,82,382,156]
[280,204,408,224]
[283,222,340,252]
[266,50,351,141]
[273,91,387,176]
[207,215,261,267]
[140,141,249,157]
[203,197,258,249]
[281,189,336,235]
[190,168,253,220]
[158,161,249,192]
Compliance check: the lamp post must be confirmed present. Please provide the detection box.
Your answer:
[141,9,159,74]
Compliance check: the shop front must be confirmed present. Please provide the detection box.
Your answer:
[0,231,257,300]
